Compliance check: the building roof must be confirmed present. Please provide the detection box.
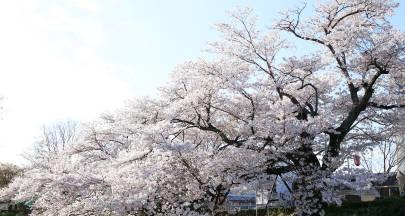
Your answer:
[227,194,256,202]
[373,173,398,186]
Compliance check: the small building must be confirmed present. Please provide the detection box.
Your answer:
[396,135,405,196]
[227,175,294,212]
[339,173,401,203]
[374,174,400,199]
[0,201,9,212]
[0,200,28,213]
[226,193,256,210]
[398,171,405,196]
[340,188,380,202]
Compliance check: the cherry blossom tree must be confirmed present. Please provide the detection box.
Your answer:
[160,0,404,214]
[1,1,404,216]
[1,98,268,215]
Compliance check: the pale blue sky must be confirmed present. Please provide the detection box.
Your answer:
[0,0,404,164]
[85,0,310,95]
[77,0,405,95]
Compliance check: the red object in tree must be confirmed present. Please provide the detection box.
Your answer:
[354,155,361,166]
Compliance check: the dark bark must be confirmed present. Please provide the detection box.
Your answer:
[287,135,327,216]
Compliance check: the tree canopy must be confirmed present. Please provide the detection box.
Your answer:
[1,0,404,216]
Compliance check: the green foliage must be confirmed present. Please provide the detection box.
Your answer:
[0,213,24,216]
[327,197,405,216]
[234,197,405,216]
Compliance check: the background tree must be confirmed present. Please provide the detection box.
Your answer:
[361,128,405,173]
[24,120,79,167]
[0,163,21,189]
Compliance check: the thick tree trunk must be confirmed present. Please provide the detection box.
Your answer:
[293,172,326,216]
[291,139,327,216]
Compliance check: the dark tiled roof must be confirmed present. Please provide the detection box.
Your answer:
[373,173,398,186]
[227,194,256,202]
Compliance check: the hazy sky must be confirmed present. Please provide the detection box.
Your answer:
[0,0,404,164]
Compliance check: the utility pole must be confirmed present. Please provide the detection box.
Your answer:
[255,190,258,216]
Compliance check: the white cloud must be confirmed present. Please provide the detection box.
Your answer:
[0,0,134,164]
[69,0,101,13]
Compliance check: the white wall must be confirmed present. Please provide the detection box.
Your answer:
[397,135,405,195]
